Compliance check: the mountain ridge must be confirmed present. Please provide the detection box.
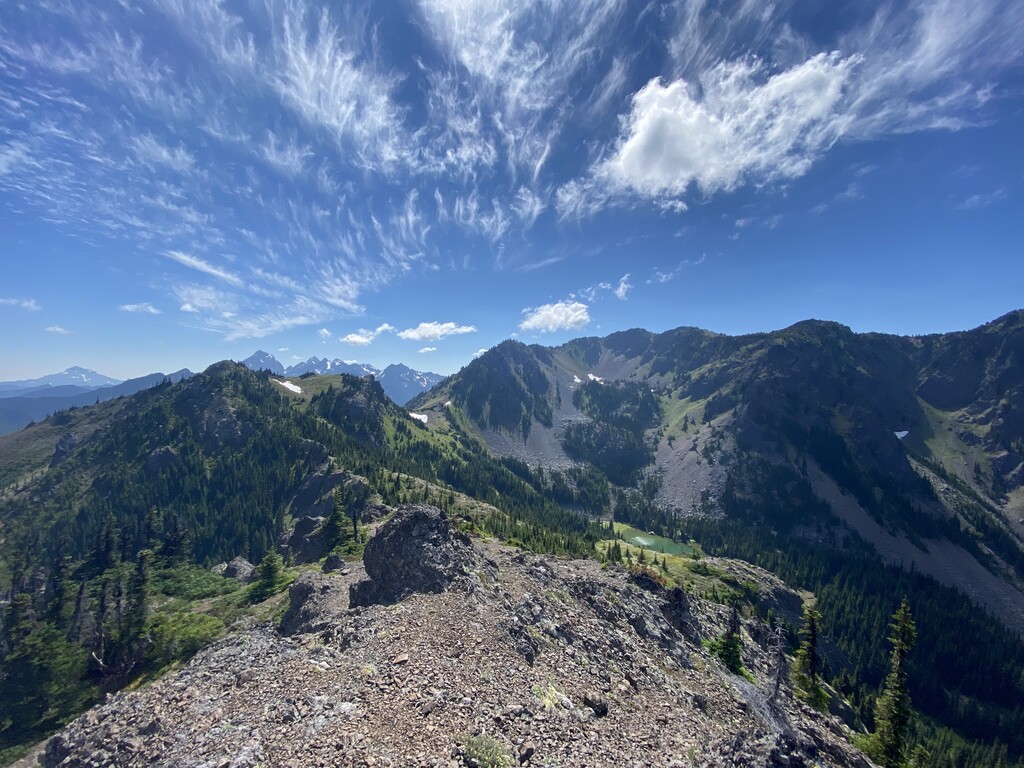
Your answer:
[0,369,194,436]
[238,350,442,406]
[0,367,121,395]
[411,311,1024,632]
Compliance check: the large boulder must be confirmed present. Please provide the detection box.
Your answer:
[279,572,350,635]
[349,504,478,608]
[223,556,255,582]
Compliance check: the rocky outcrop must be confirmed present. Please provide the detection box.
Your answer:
[349,504,480,607]
[279,571,352,636]
[143,446,177,478]
[286,469,369,519]
[279,515,328,564]
[40,540,873,768]
[50,431,79,467]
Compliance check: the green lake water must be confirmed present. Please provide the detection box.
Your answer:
[616,524,693,555]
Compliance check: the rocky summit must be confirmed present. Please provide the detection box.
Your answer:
[38,506,871,768]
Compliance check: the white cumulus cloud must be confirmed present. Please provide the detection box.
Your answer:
[45,324,72,334]
[601,53,856,199]
[418,346,437,353]
[398,321,477,341]
[519,300,590,333]
[341,323,395,346]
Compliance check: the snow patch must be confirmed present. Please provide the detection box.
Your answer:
[444,400,452,407]
[894,430,909,440]
[587,373,604,383]
[272,379,302,394]
[409,412,428,424]
[573,375,582,384]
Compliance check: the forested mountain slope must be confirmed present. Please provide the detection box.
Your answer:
[412,311,1024,628]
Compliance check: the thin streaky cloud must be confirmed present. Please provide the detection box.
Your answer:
[164,251,243,287]
[119,302,162,315]
[956,188,1007,210]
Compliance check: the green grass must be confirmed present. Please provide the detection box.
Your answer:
[911,397,985,484]
[658,393,708,442]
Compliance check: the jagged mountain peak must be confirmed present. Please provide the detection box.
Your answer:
[235,352,438,406]
[239,349,284,375]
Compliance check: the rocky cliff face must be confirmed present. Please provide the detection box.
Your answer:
[39,506,873,768]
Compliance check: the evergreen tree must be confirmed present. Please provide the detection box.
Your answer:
[47,554,71,625]
[122,549,151,658]
[712,605,743,674]
[250,551,284,602]
[793,605,829,709]
[873,598,918,767]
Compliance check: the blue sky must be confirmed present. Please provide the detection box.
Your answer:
[1,0,1022,380]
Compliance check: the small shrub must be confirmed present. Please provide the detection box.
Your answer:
[458,733,515,768]
[145,612,224,667]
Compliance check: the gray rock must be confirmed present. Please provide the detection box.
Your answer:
[279,572,350,636]
[349,504,479,608]
[282,515,328,564]
[144,445,178,478]
[224,556,255,582]
[287,469,369,519]
[322,552,345,572]
[50,431,80,467]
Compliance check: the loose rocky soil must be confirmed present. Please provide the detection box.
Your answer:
[39,507,874,768]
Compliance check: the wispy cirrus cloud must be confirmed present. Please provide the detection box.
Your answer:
[119,302,161,315]
[956,188,1007,210]
[164,251,242,287]
[0,297,41,311]
[613,274,632,300]
[270,4,410,171]
[131,134,195,174]
[45,324,72,334]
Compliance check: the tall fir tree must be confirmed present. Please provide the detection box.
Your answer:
[713,604,744,674]
[873,598,918,768]
[793,605,829,709]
